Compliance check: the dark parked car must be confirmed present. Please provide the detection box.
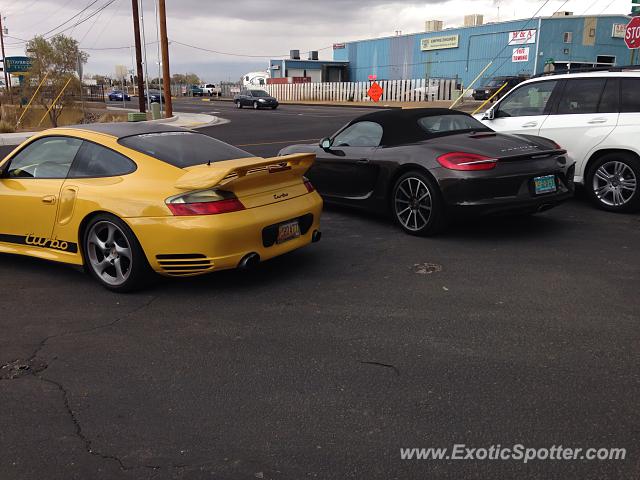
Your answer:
[233,89,278,109]
[279,108,574,236]
[187,85,204,97]
[472,75,528,101]
[144,90,165,103]
[108,90,131,101]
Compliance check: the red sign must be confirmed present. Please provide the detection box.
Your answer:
[368,74,377,81]
[367,82,383,102]
[625,17,640,49]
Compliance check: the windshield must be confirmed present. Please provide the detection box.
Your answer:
[418,115,492,136]
[119,132,253,168]
[250,90,269,97]
[486,79,504,87]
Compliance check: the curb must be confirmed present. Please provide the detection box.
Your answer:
[191,116,229,129]
[0,112,220,147]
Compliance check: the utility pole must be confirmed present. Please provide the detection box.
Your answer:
[0,14,12,104]
[139,0,151,107]
[158,0,172,117]
[153,0,162,114]
[131,0,145,113]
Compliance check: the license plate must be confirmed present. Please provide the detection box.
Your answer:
[276,221,301,244]
[534,175,557,195]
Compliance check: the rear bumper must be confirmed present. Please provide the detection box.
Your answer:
[437,161,575,216]
[448,190,573,216]
[126,192,323,276]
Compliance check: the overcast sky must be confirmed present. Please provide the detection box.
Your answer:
[1,0,631,82]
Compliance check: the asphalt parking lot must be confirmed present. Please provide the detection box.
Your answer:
[1,99,639,480]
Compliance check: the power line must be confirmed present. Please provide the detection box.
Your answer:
[170,39,332,59]
[81,41,159,51]
[40,0,101,38]
[17,0,77,34]
[598,0,616,14]
[87,0,124,48]
[79,0,119,44]
[45,0,118,39]
[582,0,601,14]
[483,0,575,81]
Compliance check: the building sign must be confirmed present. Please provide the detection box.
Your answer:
[420,34,459,51]
[333,43,346,50]
[5,56,32,73]
[612,24,627,38]
[512,47,530,62]
[508,29,537,45]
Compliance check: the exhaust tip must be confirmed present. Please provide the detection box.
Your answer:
[312,230,322,243]
[238,252,260,270]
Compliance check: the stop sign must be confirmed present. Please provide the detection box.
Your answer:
[625,17,640,49]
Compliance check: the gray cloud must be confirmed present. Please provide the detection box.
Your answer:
[3,0,630,81]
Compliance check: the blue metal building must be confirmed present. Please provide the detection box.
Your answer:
[331,14,632,86]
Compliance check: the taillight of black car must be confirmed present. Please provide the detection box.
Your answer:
[437,152,498,171]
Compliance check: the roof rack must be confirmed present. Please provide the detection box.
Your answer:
[533,64,640,78]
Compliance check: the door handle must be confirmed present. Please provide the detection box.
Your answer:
[588,118,607,124]
[41,195,56,204]
[521,121,538,128]
[355,158,369,164]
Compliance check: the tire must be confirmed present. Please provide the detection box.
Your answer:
[585,152,640,213]
[235,101,242,109]
[82,214,152,292]
[253,101,259,110]
[391,170,447,236]
[271,105,278,110]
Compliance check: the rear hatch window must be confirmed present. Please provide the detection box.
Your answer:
[119,132,253,168]
[417,114,492,137]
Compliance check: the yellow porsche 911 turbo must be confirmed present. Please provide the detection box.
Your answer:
[0,123,323,292]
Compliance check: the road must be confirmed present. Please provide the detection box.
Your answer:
[1,98,639,480]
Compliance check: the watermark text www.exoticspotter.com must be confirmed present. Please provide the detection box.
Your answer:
[400,445,627,464]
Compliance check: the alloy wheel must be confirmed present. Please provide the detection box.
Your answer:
[592,161,637,207]
[394,177,432,232]
[86,221,133,287]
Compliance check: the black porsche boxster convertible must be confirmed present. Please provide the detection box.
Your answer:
[279,108,575,235]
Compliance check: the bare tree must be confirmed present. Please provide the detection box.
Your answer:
[25,35,88,127]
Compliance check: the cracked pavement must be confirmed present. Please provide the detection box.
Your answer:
[1,102,640,479]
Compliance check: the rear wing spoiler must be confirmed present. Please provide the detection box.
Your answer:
[175,153,315,190]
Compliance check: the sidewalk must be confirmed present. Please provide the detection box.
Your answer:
[106,107,223,128]
[0,110,223,147]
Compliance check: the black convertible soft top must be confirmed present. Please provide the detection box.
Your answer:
[349,108,479,147]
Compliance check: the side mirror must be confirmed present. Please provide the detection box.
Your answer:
[482,108,495,121]
[320,137,332,150]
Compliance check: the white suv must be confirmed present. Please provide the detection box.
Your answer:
[479,70,640,213]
